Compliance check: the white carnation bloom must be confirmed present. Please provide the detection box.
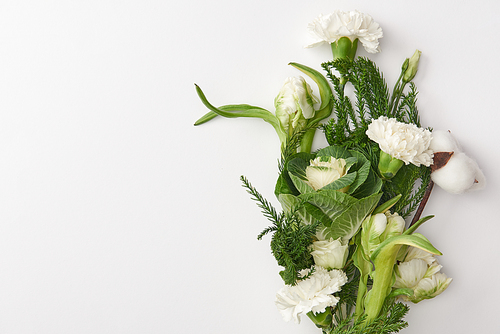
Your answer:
[305,157,347,191]
[306,10,383,53]
[275,266,347,324]
[366,116,433,167]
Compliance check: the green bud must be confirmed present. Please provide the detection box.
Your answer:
[330,37,359,60]
[403,49,421,83]
[378,151,404,179]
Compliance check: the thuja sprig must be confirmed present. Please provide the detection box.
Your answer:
[241,175,318,285]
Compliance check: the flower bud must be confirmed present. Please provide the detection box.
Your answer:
[403,49,421,83]
[310,238,349,270]
[361,213,387,258]
[275,77,318,135]
[381,212,405,240]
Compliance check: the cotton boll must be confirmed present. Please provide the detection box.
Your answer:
[431,152,484,194]
[429,130,460,153]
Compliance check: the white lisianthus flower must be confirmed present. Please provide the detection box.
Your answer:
[306,10,383,53]
[366,116,434,167]
[275,266,348,324]
[275,76,319,133]
[310,238,348,270]
[305,157,347,191]
[429,130,485,194]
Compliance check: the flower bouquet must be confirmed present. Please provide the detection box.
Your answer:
[194,10,485,334]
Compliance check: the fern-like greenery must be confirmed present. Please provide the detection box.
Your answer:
[326,302,409,334]
[241,175,318,285]
[321,57,430,219]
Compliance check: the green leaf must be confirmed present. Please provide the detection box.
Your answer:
[372,194,402,215]
[288,62,333,116]
[289,173,315,194]
[316,145,351,159]
[194,84,286,141]
[299,190,357,226]
[320,171,357,191]
[320,193,382,242]
[403,215,434,235]
[278,194,316,225]
[371,233,442,262]
[347,160,370,195]
[388,288,414,299]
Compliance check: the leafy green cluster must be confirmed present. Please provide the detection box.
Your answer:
[382,164,431,218]
[326,302,409,334]
[241,175,317,285]
[321,57,430,219]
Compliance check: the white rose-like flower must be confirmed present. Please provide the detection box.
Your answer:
[310,238,348,270]
[275,266,348,324]
[366,116,433,167]
[305,157,347,191]
[275,76,318,133]
[429,130,485,194]
[306,10,383,53]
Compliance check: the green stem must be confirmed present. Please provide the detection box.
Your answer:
[364,245,400,323]
[299,128,316,153]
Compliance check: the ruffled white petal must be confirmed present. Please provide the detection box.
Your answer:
[275,266,347,324]
[306,10,383,53]
[366,116,433,166]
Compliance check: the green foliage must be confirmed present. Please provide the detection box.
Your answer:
[325,302,409,334]
[241,175,317,285]
[321,57,421,149]
[320,57,431,219]
[382,164,431,218]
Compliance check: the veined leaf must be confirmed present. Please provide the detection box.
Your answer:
[316,145,351,159]
[278,194,315,225]
[289,173,315,194]
[321,193,382,242]
[299,190,357,226]
[347,160,370,195]
[320,172,357,191]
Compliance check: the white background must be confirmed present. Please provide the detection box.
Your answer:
[0,1,498,333]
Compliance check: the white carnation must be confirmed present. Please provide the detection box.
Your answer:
[275,266,347,324]
[306,10,383,53]
[366,116,433,167]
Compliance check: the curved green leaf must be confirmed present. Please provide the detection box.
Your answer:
[371,233,442,262]
[289,62,332,113]
[404,215,434,235]
[194,84,286,141]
